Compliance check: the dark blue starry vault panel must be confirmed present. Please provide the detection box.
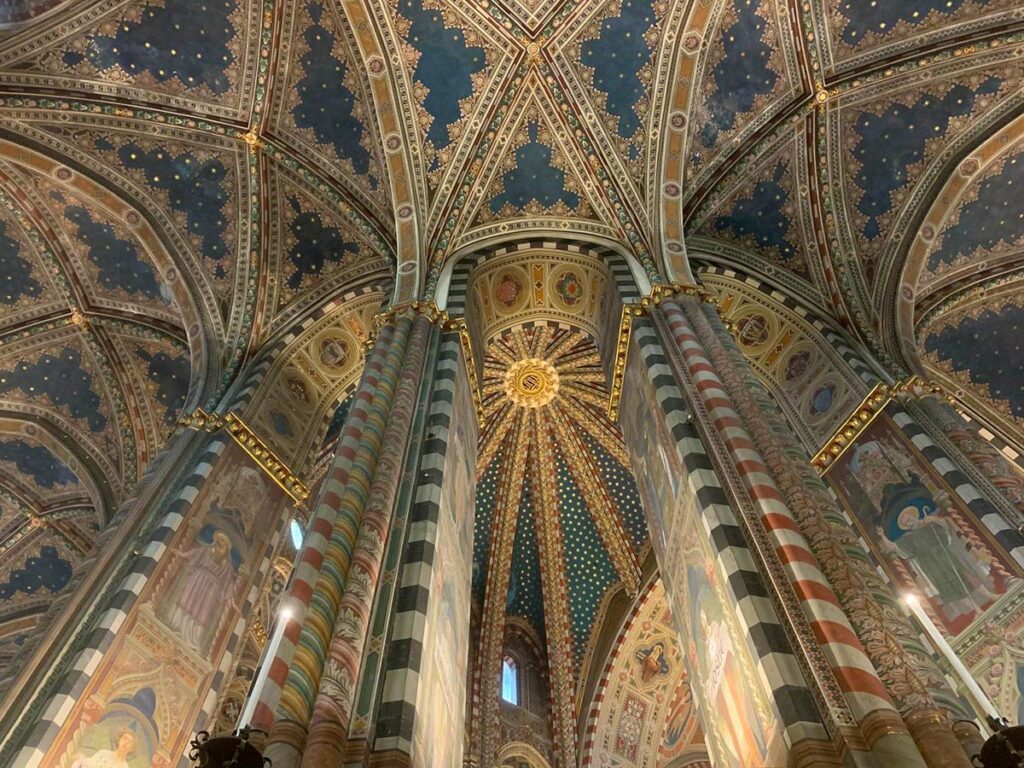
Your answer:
[135,346,190,426]
[113,143,232,276]
[0,348,107,433]
[555,451,618,671]
[0,217,42,309]
[62,0,238,94]
[0,438,79,492]
[487,122,581,215]
[697,0,779,152]
[851,78,1002,240]
[923,301,1024,420]
[579,0,658,154]
[836,0,990,46]
[472,456,502,606]
[283,195,360,292]
[289,3,378,190]
[0,543,74,601]
[928,150,1024,272]
[62,204,169,301]
[507,470,546,643]
[395,0,486,162]
[699,159,805,275]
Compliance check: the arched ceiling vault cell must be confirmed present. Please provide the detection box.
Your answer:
[897,113,1024,449]
[659,0,1024,349]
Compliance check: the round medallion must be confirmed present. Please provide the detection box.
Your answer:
[318,335,350,370]
[550,267,585,309]
[809,383,836,415]
[734,313,770,348]
[492,268,528,313]
[505,358,559,408]
[783,350,811,382]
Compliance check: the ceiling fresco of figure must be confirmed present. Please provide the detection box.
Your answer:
[0,0,1023,758]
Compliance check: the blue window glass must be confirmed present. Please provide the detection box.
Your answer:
[290,519,304,550]
[501,656,518,704]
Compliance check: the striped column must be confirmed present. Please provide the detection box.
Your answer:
[248,324,396,738]
[625,319,829,758]
[372,329,477,764]
[699,301,976,768]
[301,316,435,767]
[659,295,917,766]
[266,317,412,766]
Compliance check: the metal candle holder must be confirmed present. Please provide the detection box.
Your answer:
[188,726,271,768]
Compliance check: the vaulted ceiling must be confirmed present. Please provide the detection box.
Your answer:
[0,0,1021,698]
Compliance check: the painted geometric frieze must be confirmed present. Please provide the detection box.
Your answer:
[0,0,263,120]
[583,580,708,768]
[806,0,1019,78]
[684,0,800,190]
[264,158,391,328]
[266,0,390,218]
[468,249,612,344]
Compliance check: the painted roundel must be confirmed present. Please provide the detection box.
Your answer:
[808,383,837,416]
[550,266,585,310]
[317,334,350,371]
[733,313,772,349]
[491,268,529,314]
[782,349,812,382]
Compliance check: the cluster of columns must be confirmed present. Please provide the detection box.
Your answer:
[2,278,1024,768]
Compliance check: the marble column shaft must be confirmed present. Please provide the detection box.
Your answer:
[697,300,976,768]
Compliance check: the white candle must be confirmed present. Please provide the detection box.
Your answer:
[902,594,1000,724]
[238,606,293,729]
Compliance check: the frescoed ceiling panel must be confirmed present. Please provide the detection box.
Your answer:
[266,0,391,219]
[822,45,1024,335]
[8,115,252,317]
[263,157,392,329]
[0,186,67,334]
[565,0,666,193]
[389,0,504,193]
[688,127,815,285]
[918,281,1024,438]
[0,0,262,120]
[806,0,1019,78]
[684,0,802,192]
[0,420,99,515]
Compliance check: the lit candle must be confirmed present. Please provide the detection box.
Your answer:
[238,606,293,729]
[902,594,1000,724]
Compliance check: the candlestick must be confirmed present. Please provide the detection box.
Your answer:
[237,606,292,729]
[902,594,1000,725]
